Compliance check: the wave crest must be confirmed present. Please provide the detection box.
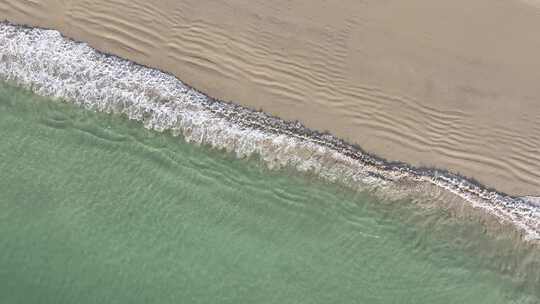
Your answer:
[1,22,538,240]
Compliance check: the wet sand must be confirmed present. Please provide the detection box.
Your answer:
[1,0,539,196]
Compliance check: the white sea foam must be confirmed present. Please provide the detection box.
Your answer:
[0,22,538,240]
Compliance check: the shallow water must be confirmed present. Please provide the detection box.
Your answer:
[0,84,538,303]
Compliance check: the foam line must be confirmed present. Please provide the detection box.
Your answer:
[1,22,538,240]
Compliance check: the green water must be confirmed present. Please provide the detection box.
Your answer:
[0,83,537,303]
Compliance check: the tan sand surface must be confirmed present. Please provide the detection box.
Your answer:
[1,0,539,195]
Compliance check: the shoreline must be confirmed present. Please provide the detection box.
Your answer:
[1,22,539,242]
[1,0,540,196]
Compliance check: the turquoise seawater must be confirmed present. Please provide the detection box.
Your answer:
[0,83,538,303]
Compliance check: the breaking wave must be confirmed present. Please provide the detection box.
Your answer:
[0,22,538,240]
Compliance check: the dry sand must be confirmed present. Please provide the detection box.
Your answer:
[1,0,539,196]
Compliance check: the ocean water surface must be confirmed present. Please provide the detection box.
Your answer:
[1,83,539,303]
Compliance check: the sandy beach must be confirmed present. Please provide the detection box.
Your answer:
[1,0,539,196]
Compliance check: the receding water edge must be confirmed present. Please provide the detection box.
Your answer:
[1,21,539,244]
